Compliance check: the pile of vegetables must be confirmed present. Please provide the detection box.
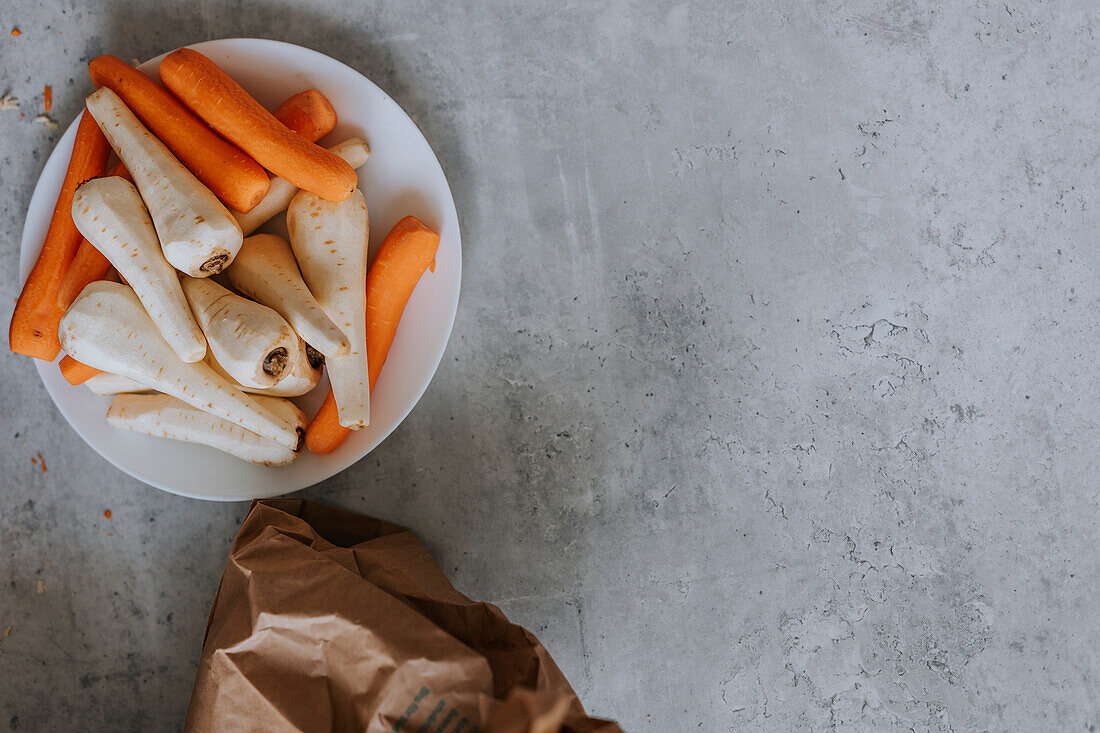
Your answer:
[9,48,440,466]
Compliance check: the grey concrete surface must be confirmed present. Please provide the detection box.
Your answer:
[1,0,1098,730]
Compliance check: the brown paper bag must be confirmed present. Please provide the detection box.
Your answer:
[185,499,622,733]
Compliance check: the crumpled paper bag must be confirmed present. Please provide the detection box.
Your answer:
[185,499,622,733]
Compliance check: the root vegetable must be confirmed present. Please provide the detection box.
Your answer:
[88,54,270,212]
[287,188,370,429]
[84,87,243,276]
[231,138,370,235]
[84,373,148,396]
[159,49,357,202]
[59,354,102,385]
[57,161,131,309]
[207,339,322,397]
[106,393,305,466]
[57,238,110,309]
[72,176,207,362]
[59,281,299,450]
[274,89,337,143]
[180,276,298,388]
[306,216,440,454]
[10,110,110,360]
[226,234,349,358]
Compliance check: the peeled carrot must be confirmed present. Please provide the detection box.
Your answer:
[44,85,52,112]
[274,89,337,143]
[58,240,111,310]
[362,217,440,387]
[305,216,440,454]
[9,110,110,360]
[88,54,270,212]
[305,391,344,454]
[158,49,356,202]
[59,354,102,385]
[57,162,131,309]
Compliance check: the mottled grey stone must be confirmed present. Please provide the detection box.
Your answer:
[2,1,1099,731]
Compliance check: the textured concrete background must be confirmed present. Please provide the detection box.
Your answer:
[1,0,1098,730]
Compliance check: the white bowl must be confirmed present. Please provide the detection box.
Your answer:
[18,38,461,501]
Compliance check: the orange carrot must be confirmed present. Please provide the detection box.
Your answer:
[305,217,440,454]
[58,239,111,309]
[158,49,356,202]
[44,85,52,112]
[305,391,344,454]
[274,89,337,143]
[88,54,270,212]
[362,217,441,387]
[9,110,110,360]
[59,354,102,385]
[57,162,131,309]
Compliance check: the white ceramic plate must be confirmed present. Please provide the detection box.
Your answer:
[18,38,461,501]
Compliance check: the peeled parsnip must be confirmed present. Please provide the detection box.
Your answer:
[206,339,322,397]
[71,177,206,363]
[232,138,370,235]
[106,393,306,466]
[265,341,324,396]
[226,234,349,358]
[84,87,243,276]
[59,281,300,450]
[287,188,370,429]
[180,277,299,388]
[85,373,149,396]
